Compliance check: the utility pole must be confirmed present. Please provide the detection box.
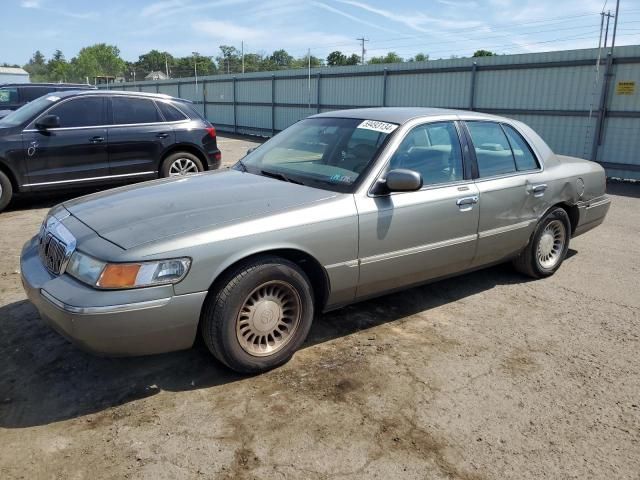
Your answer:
[241,41,245,74]
[308,48,311,110]
[192,51,199,94]
[602,10,613,48]
[357,36,369,65]
[165,54,169,78]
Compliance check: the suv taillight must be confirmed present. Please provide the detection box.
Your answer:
[206,126,216,138]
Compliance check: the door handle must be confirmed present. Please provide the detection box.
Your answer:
[89,136,104,143]
[531,184,547,197]
[156,132,170,139]
[456,196,479,206]
[456,195,478,211]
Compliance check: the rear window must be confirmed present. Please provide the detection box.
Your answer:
[112,96,162,124]
[156,101,187,122]
[21,87,52,102]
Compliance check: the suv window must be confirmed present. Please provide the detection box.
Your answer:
[112,96,161,124]
[502,124,539,171]
[0,87,19,106]
[389,121,464,186]
[21,87,52,103]
[466,121,517,177]
[47,96,105,128]
[157,101,187,122]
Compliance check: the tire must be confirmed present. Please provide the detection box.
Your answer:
[0,171,13,213]
[200,257,315,373]
[513,207,571,278]
[160,152,204,178]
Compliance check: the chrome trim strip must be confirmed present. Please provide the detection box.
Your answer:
[23,119,189,132]
[23,171,156,187]
[40,289,171,315]
[478,219,535,239]
[360,234,477,265]
[585,197,611,209]
[325,259,359,269]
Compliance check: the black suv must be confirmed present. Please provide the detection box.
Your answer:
[0,90,221,211]
[0,83,96,119]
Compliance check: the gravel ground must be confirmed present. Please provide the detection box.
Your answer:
[0,134,638,479]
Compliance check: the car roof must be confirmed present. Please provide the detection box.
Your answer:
[0,82,96,88]
[44,89,189,103]
[310,107,505,124]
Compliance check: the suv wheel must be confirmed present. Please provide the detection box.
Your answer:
[200,256,315,373]
[161,152,204,177]
[0,171,13,213]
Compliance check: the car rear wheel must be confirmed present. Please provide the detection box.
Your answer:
[200,257,315,373]
[0,171,13,213]
[161,152,204,177]
[513,207,571,278]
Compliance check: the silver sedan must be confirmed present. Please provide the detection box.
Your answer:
[21,108,610,373]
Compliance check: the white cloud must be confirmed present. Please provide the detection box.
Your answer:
[141,0,184,17]
[311,1,401,35]
[20,0,41,7]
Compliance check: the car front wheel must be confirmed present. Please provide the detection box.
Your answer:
[513,207,571,278]
[161,152,204,177]
[200,257,315,373]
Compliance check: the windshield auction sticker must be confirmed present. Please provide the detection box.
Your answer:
[357,120,398,134]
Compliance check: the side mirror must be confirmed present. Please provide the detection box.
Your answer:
[35,114,60,130]
[385,169,423,192]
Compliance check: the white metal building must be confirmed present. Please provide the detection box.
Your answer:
[0,67,30,84]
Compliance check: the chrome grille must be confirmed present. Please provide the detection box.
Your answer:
[37,212,76,276]
[39,233,68,274]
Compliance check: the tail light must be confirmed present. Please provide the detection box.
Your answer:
[205,126,216,138]
[214,152,221,161]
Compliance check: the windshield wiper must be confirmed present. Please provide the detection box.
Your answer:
[260,169,305,185]
[236,159,248,172]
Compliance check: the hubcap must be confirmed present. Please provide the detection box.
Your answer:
[537,219,566,269]
[169,158,199,176]
[236,280,302,357]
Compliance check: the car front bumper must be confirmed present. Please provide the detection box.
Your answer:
[20,237,208,357]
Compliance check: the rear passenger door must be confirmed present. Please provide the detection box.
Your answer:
[107,96,174,177]
[464,121,546,266]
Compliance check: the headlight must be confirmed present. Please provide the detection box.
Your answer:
[66,252,191,289]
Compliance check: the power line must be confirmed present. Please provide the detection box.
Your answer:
[356,36,369,64]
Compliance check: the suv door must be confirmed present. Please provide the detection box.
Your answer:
[463,121,546,266]
[22,96,109,187]
[355,121,480,298]
[107,96,174,177]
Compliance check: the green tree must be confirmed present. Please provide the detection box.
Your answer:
[23,50,48,81]
[326,51,347,66]
[216,45,241,73]
[292,53,322,69]
[47,50,71,82]
[269,49,293,69]
[72,44,126,81]
[472,49,496,57]
[137,50,174,77]
[411,53,428,62]
[345,53,360,65]
[368,52,404,64]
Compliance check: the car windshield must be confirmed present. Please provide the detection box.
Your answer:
[0,95,59,127]
[238,117,398,193]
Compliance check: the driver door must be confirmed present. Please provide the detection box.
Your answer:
[355,121,480,298]
[22,96,109,188]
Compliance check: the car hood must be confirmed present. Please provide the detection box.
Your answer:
[64,169,338,249]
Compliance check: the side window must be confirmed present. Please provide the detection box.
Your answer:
[47,97,105,128]
[0,87,19,106]
[156,101,187,122]
[389,121,464,186]
[112,97,162,124]
[502,124,539,171]
[466,121,517,177]
[21,87,52,103]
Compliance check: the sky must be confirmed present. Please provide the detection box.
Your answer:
[3,0,640,65]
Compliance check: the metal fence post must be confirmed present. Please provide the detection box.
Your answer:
[202,81,207,121]
[177,82,181,98]
[233,77,237,134]
[591,52,614,162]
[382,68,388,107]
[316,73,321,113]
[469,62,478,111]
[156,83,160,93]
[271,75,275,137]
